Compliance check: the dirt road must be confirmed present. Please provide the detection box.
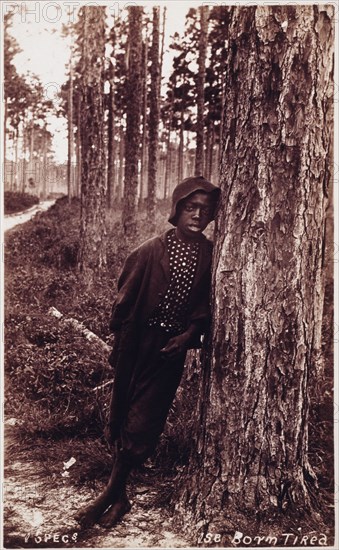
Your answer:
[3,201,57,232]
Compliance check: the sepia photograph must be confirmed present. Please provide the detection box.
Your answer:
[1,0,337,548]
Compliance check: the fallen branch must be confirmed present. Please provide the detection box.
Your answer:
[48,306,112,354]
[92,379,114,392]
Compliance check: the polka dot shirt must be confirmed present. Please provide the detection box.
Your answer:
[148,229,200,335]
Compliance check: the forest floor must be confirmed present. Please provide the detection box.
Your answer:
[3,423,189,549]
[2,197,336,549]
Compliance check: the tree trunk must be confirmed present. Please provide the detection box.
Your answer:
[177,4,334,540]
[204,122,211,180]
[76,98,81,197]
[14,126,19,191]
[218,62,225,168]
[29,122,34,192]
[139,39,148,207]
[195,6,208,176]
[163,128,171,199]
[164,80,175,198]
[123,6,143,236]
[118,122,124,201]
[78,6,107,283]
[42,123,47,199]
[147,6,160,230]
[208,124,215,181]
[67,57,75,200]
[178,111,184,182]
[107,61,115,209]
[158,6,166,98]
[4,98,7,164]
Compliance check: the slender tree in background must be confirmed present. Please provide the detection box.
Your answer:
[158,6,166,98]
[147,6,160,229]
[177,5,334,540]
[195,6,208,176]
[139,35,149,206]
[75,89,82,197]
[123,6,143,236]
[107,56,116,209]
[77,6,107,282]
[162,76,175,199]
[67,55,75,200]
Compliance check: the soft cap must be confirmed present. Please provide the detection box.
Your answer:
[168,176,221,226]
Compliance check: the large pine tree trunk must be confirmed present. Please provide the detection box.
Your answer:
[78,6,107,283]
[177,5,334,540]
[123,6,143,236]
[195,6,208,176]
[147,6,160,230]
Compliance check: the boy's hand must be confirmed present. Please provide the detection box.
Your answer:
[160,333,190,358]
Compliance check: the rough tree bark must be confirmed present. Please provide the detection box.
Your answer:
[123,6,143,236]
[195,6,208,176]
[78,6,107,282]
[177,4,334,540]
[147,6,160,230]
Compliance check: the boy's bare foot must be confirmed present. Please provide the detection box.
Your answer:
[74,493,112,528]
[98,494,132,529]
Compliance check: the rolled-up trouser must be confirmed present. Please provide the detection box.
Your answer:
[108,325,186,465]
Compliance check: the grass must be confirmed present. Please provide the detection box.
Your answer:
[4,191,39,214]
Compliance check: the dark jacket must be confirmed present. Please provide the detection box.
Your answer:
[109,229,213,348]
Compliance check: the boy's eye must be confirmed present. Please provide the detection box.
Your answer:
[184,204,212,216]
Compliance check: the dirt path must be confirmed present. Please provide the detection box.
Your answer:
[3,422,190,549]
[4,200,57,232]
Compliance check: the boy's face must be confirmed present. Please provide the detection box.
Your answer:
[175,192,214,241]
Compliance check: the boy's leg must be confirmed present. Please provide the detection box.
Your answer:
[98,488,132,528]
[75,327,186,528]
[74,444,133,528]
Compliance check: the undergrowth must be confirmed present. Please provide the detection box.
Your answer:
[4,191,39,214]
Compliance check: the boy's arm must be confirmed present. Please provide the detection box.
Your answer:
[109,246,147,331]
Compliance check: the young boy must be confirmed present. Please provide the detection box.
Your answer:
[75,175,220,528]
